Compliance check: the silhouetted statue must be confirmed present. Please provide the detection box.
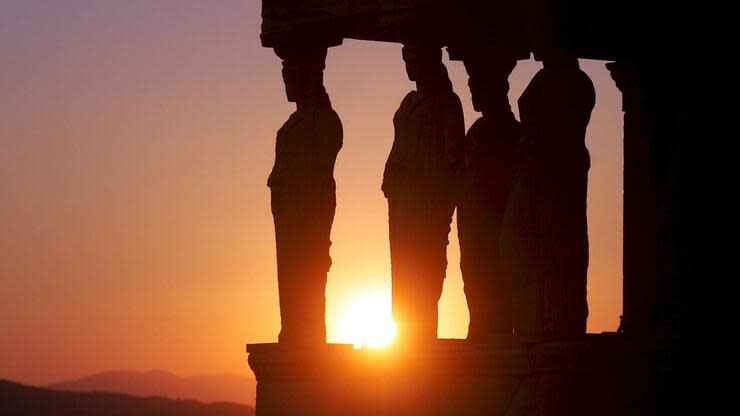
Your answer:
[382,44,465,343]
[457,53,520,341]
[268,45,342,345]
[251,3,698,415]
[502,54,595,338]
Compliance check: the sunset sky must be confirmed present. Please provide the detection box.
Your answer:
[0,1,623,386]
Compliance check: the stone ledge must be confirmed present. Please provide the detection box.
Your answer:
[247,334,692,415]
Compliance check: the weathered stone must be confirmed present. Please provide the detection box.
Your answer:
[248,344,354,415]
[247,336,688,415]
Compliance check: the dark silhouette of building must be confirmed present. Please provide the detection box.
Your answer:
[249,1,700,414]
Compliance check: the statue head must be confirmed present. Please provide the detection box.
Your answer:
[541,52,579,71]
[401,44,447,85]
[465,56,517,114]
[275,45,328,103]
[525,6,579,69]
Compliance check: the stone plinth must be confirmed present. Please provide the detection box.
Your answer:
[247,335,691,415]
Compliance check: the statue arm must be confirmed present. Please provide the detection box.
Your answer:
[314,110,343,172]
[387,92,417,166]
[382,129,403,197]
[544,73,596,134]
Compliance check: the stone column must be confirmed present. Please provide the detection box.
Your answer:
[501,54,595,339]
[607,59,697,336]
[449,46,520,341]
[606,61,662,334]
[382,43,465,345]
[268,43,342,345]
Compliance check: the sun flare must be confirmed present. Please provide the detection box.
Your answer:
[337,291,397,349]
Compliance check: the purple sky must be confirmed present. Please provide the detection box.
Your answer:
[0,0,623,385]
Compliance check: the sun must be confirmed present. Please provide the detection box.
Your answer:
[337,291,397,349]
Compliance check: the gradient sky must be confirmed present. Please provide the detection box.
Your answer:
[0,1,623,385]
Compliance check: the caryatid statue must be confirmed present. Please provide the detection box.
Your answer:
[268,45,342,345]
[457,52,520,341]
[382,44,465,343]
[501,45,595,338]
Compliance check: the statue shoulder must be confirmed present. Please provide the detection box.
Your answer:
[401,91,420,107]
[313,106,341,123]
[277,110,302,135]
[518,69,546,105]
[553,68,596,111]
[313,107,343,150]
[442,90,464,114]
[314,107,343,133]
[576,69,596,105]
[394,91,420,120]
[467,117,487,136]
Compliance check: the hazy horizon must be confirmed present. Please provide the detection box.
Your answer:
[1,0,623,386]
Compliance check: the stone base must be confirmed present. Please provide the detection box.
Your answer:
[247,335,693,415]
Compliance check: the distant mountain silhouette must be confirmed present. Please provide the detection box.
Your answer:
[0,380,254,416]
[47,370,255,406]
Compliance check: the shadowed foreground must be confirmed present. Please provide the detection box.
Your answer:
[248,335,693,415]
[0,380,254,416]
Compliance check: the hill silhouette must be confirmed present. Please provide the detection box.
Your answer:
[0,380,254,416]
[47,370,255,406]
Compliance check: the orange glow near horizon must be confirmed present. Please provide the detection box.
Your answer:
[1,2,624,387]
[336,291,397,349]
